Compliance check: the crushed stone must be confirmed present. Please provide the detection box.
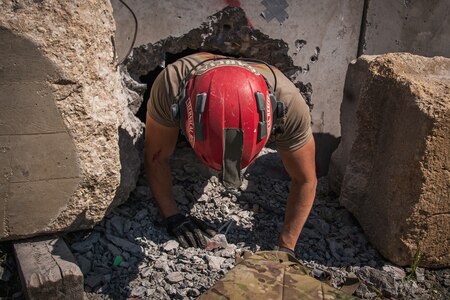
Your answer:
[64,146,450,299]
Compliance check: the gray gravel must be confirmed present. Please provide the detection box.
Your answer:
[65,145,450,299]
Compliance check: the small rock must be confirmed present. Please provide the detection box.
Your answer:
[357,266,398,298]
[105,234,141,254]
[382,265,406,280]
[173,185,189,204]
[71,240,93,253]
[85,275,103,289]
[135,186,151,198]
[154,260,170,272]
[207,255,226,271]
[134,209,148,220]
[187,288,201,297]
[76,255,92,274]
[131,285,146,297]
[109,215,125,236]
[206,234,228,250]
[166,272,184,283]
[442,278,450,287]
[146,288,156,296]
[199,194,209,202]
[106,242,122,256]
[0,265,12,282]
[342,247,356,258]
[415,267,425,283]
[162,240,179,251]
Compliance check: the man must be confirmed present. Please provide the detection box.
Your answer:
[145,52,316,256]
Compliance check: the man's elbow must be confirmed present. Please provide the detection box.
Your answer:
[291,175,317,190]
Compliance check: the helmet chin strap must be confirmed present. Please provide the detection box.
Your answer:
[222,128,244,189]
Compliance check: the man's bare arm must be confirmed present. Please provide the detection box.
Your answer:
[278,137,317,250]
[144,113,180,218]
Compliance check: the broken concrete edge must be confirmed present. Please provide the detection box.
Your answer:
[13,235,84,299]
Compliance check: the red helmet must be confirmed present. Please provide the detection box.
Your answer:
[172,59,282,188]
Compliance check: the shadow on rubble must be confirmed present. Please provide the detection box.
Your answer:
[168,143,384,269]
[64,140,382,299]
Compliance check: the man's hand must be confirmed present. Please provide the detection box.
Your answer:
[166,214,217,248]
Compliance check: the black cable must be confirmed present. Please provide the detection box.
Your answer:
[116,0,138,67]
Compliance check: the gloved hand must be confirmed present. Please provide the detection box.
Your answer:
[166,214,216,248]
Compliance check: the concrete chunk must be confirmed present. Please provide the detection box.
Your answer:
[331,53,450,267]
[14,236,84,300]
[0,1,143,240]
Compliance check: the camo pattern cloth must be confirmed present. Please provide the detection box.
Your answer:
[199,251,358,300]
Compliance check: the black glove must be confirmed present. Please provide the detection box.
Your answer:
[166,214,216,249]
[276,246,296,259]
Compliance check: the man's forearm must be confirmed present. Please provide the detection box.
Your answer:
[279,178,317,250]
[145,155,179,218]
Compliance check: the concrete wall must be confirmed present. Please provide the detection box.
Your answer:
[361,0,450,57]
[111,0,364,175]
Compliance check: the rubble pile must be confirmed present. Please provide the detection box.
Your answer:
[65,146,449,299]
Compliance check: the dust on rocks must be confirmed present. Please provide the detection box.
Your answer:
[65,146,449,299]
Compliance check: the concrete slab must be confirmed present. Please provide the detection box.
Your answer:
[362,0,450,57]
[1,0,143,240]
[0,82,67,135]
[0,136,11,184]
[14,236,84,300]
[111,0,364,174]
[8,133,80,183]
[7,179,81,237]
[0,182,7,236]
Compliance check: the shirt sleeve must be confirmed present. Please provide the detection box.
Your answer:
[275,93,312,152]
[147,66,179,128]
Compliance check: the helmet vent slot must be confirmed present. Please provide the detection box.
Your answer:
[255,92,267,141]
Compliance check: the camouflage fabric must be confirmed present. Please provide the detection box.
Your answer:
[199,251,358,300]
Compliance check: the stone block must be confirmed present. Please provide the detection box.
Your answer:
[14,237,84,300]
[0,1,143,240]
[336,53,450,267]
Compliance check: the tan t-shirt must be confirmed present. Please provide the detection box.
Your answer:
[148,52,312,151]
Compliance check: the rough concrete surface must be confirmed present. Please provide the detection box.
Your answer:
[0,0,143,240]
[335,53,450,267]
[14,237,83,299]
[111,0,364,175]
[362,0,450,58]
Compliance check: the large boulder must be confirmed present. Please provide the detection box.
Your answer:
[330,53,449,267]
[0,0,143,240]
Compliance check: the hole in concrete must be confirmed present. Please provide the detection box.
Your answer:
[135,48,239,123]
[310,46,320,63]
[222,24,232,31]
[294,39,307,52]
[125,6,314,123]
